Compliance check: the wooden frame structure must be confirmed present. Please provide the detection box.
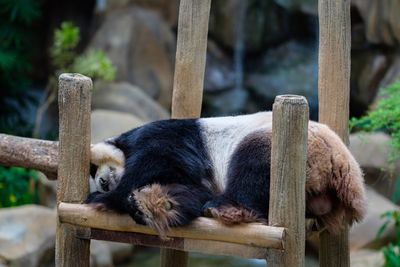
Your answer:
[0,0,351,266]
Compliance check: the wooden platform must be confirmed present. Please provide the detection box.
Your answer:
[58,202,286,259]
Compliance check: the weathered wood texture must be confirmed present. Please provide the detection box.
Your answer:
[318,0,351,266]
[79,229,268,259]
[0,134,58,179]
[58,202,285,249]
[318,0,351,144]
[166,0,212,266]
[56,74,92,267]
[171,0,211,119]
[267,95,309,267]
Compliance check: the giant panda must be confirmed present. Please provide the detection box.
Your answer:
[86,111,366,238]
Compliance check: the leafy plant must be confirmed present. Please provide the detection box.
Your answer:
[350,81,400,161]
[33,22,116,138]
[0,0,41,135]
[378,211,400,267]
[0,166,39,208]
[354,82,400,266]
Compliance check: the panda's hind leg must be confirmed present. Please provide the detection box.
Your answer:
[203,131,272,225]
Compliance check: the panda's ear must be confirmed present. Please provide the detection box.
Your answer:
[91,142,125,167]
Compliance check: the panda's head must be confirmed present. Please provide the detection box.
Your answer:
[90,141,126,193]
[91,164,124,193]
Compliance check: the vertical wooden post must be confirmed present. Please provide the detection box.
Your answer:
[267,95,309,267]
[318,0,351,266]
[161,0,211,266]
[56,74,92,267]
[171,0,211,119]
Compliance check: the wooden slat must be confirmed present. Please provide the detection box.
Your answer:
[0,134,58,179]
[77,229,268,259]
[167,0,212,265]
[58,202,285,250]
[171,0,211,119]
[318,0,351,266]
[56,74,92,267]
[267,95,309,267]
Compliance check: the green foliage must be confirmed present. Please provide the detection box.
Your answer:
[378,211,400,267]
[0,0,41,135]
[50,22,80,72]
[72,50,116,81]
[0,166,39,208]
[49,21,116,81]
[350,81,400,161]
[352,82,400,266]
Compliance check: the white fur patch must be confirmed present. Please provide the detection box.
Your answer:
[91,142,125,167]
[199,112,273,192]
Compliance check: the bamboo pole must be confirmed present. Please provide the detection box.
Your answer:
[318,0,351,266]
[267,95,309,267]
[164,0,211,266]
[56,74,92,267]
[0,134,58,179]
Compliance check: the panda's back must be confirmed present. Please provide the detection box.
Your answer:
[199,111,273,192]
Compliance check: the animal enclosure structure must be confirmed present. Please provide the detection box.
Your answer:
[0,0,352,266]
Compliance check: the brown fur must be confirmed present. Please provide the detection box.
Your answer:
[305,122,366,233]
[133,184,180,240]
[204,205,265,225]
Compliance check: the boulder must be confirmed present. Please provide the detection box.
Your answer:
[90,240,113,267]
[100,0,179,27]
[350,52,389,116]
[203,87,249,116]
[246,41,318,118]
[204,41,235,93]
[92,81,169,122]
[350,187,399,250]
[91,240,133,267]
[352,0,400,46]
[273,0,317,15]
[0,205,55,267]
[91,109,146,143]
[350,132,400,198]
[209,0,289,52]
[380,56,400,88]
[351,249,384,267]
[89,7,175,109]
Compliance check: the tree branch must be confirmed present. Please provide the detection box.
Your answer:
[0,134,58,179]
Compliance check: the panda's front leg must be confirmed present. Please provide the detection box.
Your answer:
[126,183,212,239]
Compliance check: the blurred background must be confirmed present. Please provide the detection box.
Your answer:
[0,0,400,266]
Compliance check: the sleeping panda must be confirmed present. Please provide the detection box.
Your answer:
[86,111,366,238]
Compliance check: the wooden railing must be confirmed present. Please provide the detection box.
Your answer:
[0,0,351,266]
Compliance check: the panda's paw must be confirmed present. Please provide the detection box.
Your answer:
[129,184,178,240]
[202,198,227,217]
[204,205,263,225]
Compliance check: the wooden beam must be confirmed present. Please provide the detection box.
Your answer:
[171,0,211,119]
[167,0,212,266]
[58,202,285,250]
[77,228,269,259]
[0,134,58,179]
[267,95,309,267]
[318,0,351,266]
[56,74,92,267]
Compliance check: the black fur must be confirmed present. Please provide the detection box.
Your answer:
[86,119,215,222]
[163,184,213,226]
